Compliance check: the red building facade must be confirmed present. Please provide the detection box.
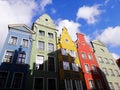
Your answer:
[76,33,107,90]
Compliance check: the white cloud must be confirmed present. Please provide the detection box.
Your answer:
[56,19,81,41]
[40,0,52,10]
[112,53,120,59]
[76,5,101,24]
[96,26,120,46]
[51,8,56,14]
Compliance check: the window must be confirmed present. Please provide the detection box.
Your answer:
[102,68,108,75]
[21,39,28,47]
[89,80,95,89]
[75,80,83,90]
[92,65,98,73]
[11,73,23,89]
[72,63,79,71]
[109,59,115,65]
[109,69,115,76]
[98,57,103,63]
[17,52,26,64]
[3,50,14,63]
[81,52,86,59]
[100,48,104,52]
[34,78,43,90]
[88,54,93,60]
[85,64,90,73]
[63,61,70,70]
[38,41,44,50]
[114,70,120,77]
[96,80,103,90]
[69,50,76,57]
[9,36,17,45]
[36,55,44,70]
[39,30,45,36]
[48,79,56,90]
[61,49,68,55]
[48,43,54,52]
[0,72,8,88]
[104,58,109,64]
[64,79,73,90]
[48,33,53,38]
[48,57,55,71]
[108,82,114,90]
[114,82,120,90]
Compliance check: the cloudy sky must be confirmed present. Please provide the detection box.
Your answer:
[0,0,120,59]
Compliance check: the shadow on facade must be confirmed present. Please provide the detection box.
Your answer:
[26,50,59,90]
[90,66,110,90]
[0,47,29,90]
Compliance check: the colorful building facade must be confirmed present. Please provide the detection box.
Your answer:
[0,24,34,90]
[26,14,59,90]
[57,27,86,90]
[76,33,107,90]
[91,40,120,90]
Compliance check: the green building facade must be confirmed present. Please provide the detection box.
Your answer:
[26,14,59,90]
[91,40,120,90]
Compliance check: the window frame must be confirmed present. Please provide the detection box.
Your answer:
[47,56,55,72]
[33,77,44,90]
[48,43,54,52]
[2,50,14,63]
[39,30,45,36]
[35,55,44,70]
[38,41,45,50]
[8,35,18,45]
[84,64,90,73]
[47,78,57,90]
[81,52,86,59]
[0,71,9,89]
[48,32,54,38]
[21,38,29,47]
[11,72,23,89]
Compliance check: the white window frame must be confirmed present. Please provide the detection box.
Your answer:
[109,69,115,76]
[48,43,54,52]
[102,67,108,75]
[88,79,95,89]
[39,30,45,36]
[81,52,86,59]
[108,82,114,90]
[63,61,70,70]
[75,80,83,90]
[8,35,18,45]
[72,63,79,72]
[2,50,14,63]
[84,64,90,73]
[98,56,104,63]
[48,32,54,38]
[38,41,44,50]
[21,38,29,47]
[35,55,44,70]
[88,54,93,60]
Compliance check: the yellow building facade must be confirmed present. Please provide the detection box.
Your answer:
[57,27,86,90]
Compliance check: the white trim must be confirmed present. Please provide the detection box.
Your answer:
[8,35,18,45]
[2,49,14,63]
[20,38,29,48]
[10,72,24,89]
[35,55,45,71]
[84,63,91,73]
[47,78,57,90]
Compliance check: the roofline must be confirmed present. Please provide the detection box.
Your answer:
[8,24,35,34]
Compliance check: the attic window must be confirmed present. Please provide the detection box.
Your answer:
[45,18,48,21]
[65,39,69,43]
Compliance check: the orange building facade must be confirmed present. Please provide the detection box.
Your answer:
[76,33,107,90]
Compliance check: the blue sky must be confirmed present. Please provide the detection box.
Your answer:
[0,0,120,59]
